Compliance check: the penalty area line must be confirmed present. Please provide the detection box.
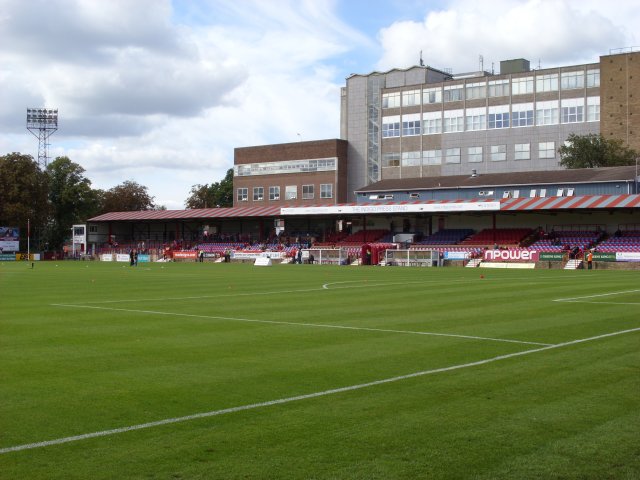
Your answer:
[553,289,640,303]
[2,326,639,455]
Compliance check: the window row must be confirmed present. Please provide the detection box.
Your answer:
[382,69,600,107]
[236,184,333,201]
[234,158,337,177]
[381,142,556,167]
[382,98,599,137]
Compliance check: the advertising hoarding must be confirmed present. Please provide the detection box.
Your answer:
[0,226,19,252]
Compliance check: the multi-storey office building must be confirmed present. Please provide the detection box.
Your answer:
[341,50,639,201]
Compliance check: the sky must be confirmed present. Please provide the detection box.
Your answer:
[1,0,638,210]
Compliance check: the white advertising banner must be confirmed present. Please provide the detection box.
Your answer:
[101,254,113,261]
[616,252,640,262]
[116,254,130,262]
[232,251,286,260]
[281,202,500,216]
[444,251,470,260]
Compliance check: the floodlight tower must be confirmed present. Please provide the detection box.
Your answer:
[26,107,58,168]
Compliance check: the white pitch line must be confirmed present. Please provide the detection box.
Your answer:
[553,289,640,303]
[2,326,638,455]
[50,303,551,346]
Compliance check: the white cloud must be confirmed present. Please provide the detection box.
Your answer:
[3,0,638,211]
[0,0,367,208]
[376,0,638,73]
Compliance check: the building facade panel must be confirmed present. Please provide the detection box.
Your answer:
[601,51,640,151]
[233,139,348,208]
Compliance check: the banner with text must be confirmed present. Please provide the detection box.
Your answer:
[173,251,197,260]
[616,252,640,262]
[483,249,539,262]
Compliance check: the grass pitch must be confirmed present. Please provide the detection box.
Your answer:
[1,261,639,479]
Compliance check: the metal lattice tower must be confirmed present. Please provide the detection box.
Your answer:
[26,108,58,168]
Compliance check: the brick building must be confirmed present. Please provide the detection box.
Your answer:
[233,139,348,208]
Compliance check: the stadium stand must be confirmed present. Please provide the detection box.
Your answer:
[528,230,602,252]
[594,230,640,252]
[414,228,474,245]
[459,228,533,247]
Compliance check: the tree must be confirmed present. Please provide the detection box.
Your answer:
[0,152,49,250]
[45,156,102,250]
[559,134,638,169]
[101,180,156,212]
[185,168,233,209]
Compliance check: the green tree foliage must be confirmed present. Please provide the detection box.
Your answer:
[185,168,233,208]
[101,180,156,212]
[558,134,638,168]
[45,156,102,249]
[0,152,49,249]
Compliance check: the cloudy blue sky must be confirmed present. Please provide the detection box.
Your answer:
[1,0,638,209]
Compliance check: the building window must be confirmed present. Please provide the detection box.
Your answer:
[490,145,507,161]
[561,98,584,123]
[445,148,461,164]
[269,186,280,201]
[253,187,264,201]
[512,103,534,127]
[443,109,464,133]
[488,105,510,129]
[423,149,442,165]
[382,92,400,108]
[536,73,558,92]
[536,100,559,125]
[382,152,400,167]
[422,111,442,134]
[488,79,509,97]
[514,143,530,160]
[320,184,333,199]
[466,81,486,100]
[382,115,400,138]
[465,107,486,131]
[401,151,421,167]
[512,76,533,95]
[237,188,248,202]
[285,185,297,200]
[539,142,556,159]
[402,113,421,136]
[587,96,600,122]
[561,71,585,90]
[443,84,464,102]
[586,68,600,87]
[402,89,421,107]
[423,86,442,104]
[302,184,314,200]
[468,146,483,163]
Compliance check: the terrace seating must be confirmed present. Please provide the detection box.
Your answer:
[194,242,246,253]
[460,228,533,247]
[594,230,640,252]
[337,229,390,245]
[414,229,474,245]
[528,230,601,252]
